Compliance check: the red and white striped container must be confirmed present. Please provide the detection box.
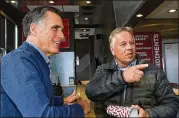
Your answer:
[106,105,138,117]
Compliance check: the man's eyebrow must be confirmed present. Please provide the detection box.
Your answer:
[51,25,64,30]
[119,41,126,44]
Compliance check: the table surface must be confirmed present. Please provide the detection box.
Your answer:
[76,84,96,117]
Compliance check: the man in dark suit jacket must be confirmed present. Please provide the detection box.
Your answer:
[1,6,90,117]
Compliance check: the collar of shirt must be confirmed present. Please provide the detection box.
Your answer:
[26,41,51,65]
[115,59,137,71]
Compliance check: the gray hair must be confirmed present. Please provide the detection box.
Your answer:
[109,27,134,48]
[22,6,61,37]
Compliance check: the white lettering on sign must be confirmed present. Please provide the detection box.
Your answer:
[144,47,152,49]
[145,58,150,61]
[135,35,149,41]
[137,52,147,57]
[136,43,143,45]
[136,47,152,50]
[153,34,160,67]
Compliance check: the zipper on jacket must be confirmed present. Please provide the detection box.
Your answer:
[123,85,127,105]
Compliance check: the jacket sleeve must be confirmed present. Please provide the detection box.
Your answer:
[147,68,179,117]
[53,96,63,106]
[85,65,126,102]
[1,53,84,117]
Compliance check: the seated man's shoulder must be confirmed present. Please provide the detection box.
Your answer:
[99,62,111,69]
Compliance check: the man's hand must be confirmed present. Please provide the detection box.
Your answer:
[78,100,91,115]
[132,105,150,117]
[64,90,80,104]
[122,64,148,83]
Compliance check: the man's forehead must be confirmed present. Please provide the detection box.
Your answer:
[114,33,134,42]
[114,34,123,41]
[45,11,62,21]
[44,12,64,28]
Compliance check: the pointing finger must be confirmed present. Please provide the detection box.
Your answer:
[135,64,148,70]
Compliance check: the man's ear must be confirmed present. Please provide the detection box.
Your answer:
[110,47,115,56]
[29,23,37,36]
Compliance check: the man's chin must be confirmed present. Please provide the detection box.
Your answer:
[126,58,135,63]
[53,50,60,55]
[55,51,60,54]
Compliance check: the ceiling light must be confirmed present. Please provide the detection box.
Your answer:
[83,29,86,31]
[86,1,91,4]
[85,17,88,20]
[83,34,86,35]
[168,9,177,13]
[10,0,16,3]
[49,1,54,4]
[136,14,143,17]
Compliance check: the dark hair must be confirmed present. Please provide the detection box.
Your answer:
[22,6,61,37]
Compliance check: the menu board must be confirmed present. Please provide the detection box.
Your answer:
[134,32,163,69]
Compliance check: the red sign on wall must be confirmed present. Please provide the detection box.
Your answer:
[60,19,70,48]
[134,32,163,69]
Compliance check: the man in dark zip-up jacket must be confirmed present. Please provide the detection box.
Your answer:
[85,27,179,117]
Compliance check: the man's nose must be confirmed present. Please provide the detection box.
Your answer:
[126,43,132,49]
[57,30,65,41]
